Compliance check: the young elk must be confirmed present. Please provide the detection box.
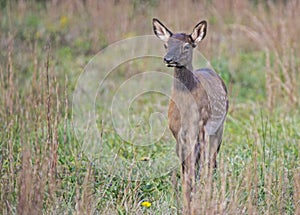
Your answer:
[153,18,228,214]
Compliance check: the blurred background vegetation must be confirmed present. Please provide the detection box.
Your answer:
[0,0,299,214]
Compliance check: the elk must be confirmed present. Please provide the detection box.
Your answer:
[153,18,228,214]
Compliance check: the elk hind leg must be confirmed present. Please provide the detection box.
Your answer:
[209,124,224,169]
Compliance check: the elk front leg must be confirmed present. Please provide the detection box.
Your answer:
[177,131,193,215]
[182,155,192,215]
[178,131,200,215]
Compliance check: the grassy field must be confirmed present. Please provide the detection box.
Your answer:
[0,0,299,214]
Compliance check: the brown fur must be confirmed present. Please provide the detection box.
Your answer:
[168,68,211,214]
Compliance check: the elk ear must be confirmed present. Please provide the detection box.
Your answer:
[153,18,172,42]
[190,20,207,45]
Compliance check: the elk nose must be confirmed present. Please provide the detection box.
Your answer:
[164,56,173,64]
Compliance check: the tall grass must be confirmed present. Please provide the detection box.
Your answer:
[0,0,299,214]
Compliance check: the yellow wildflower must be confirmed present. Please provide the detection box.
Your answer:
[60,16,68,29]
[35,31,41,39]
[140,156,150,161]
[141,201,151,208]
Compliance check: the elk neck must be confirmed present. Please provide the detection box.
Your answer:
[173,65,197,91]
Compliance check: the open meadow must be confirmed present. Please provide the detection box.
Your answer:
[0,0,299,214]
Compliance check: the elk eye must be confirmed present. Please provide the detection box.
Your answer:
[164,44,168,49]
[183,43,190,50]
